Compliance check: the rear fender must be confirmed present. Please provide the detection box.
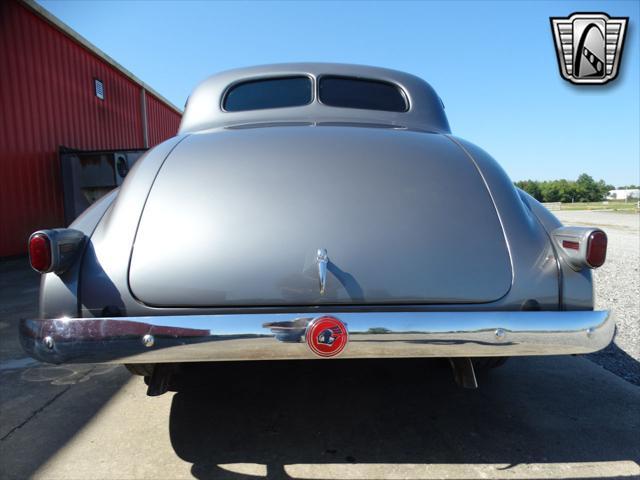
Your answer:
[78,135,189,318]
[447,138,561,310]
[516,189,593,310]
[40,135,189,319]
[39,189,118,318]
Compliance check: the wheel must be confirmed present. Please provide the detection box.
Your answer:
[472,357,509,370]
[124,363,155,377]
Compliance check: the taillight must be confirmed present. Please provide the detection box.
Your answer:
[586,230,607,268]
[552,226,607,270]
[29,233,52,273]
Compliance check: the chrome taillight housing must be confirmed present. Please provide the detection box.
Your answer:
[552,226,607,271]
[28,229,85,274]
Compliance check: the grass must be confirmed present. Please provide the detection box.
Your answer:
[558,201,639,212]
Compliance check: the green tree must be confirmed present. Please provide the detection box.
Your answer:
[575,173,600,201]
[514,180,542,201]
[514,174,613,202]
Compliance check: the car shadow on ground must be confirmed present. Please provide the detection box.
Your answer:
[0,257,130,479]
[169,357,640,479]
[587,340,640,386]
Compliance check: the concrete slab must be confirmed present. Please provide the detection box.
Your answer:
[0,357,638,479]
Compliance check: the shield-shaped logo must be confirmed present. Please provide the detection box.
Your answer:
[550,12,628,85]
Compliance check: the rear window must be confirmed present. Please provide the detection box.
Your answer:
[319,76,408,112]
[223,76,312,112]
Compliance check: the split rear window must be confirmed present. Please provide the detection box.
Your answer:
[223,76,312,112]
[223,75,408,113]
[319,76,408,112]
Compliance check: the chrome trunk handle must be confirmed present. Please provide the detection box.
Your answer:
[316,248,328,295]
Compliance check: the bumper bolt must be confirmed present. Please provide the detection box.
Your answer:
[495,328,506,340]
[142,334,155,348]
[43,336,54,349]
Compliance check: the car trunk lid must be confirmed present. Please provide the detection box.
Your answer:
[129,126,512,306]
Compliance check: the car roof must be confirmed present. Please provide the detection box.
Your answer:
[178,63,450,134]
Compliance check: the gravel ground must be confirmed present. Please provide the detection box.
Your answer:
[555,210,640,386]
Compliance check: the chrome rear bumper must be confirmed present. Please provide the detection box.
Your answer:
[19,310,614,364]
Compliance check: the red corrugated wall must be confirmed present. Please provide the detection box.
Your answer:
[146,93,181,147]
[0,0,181,257]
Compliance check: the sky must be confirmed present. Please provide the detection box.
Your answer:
[37,0,639,187]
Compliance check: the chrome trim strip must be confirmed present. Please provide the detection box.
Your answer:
[19,310,614,364]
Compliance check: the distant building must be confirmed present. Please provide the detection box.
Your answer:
[0,0,182,256]
[607,189,640,200]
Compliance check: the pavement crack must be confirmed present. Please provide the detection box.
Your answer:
[0,366,96,441]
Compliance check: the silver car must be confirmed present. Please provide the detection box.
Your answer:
[20,63,613,394]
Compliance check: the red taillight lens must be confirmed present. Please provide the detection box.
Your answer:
[586,231,607,268]
[29,233,52,272]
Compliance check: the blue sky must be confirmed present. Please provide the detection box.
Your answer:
[38,0,639,186]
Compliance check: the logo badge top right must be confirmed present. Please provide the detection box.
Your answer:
[551,13,628,85]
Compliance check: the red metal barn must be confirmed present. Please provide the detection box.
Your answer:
[0,0,182,257]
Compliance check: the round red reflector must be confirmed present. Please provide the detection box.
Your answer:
[306,316,348,358]
[586,230,607,268]
[29,234,52,272]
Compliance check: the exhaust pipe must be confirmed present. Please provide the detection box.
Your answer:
[448,358,478,389]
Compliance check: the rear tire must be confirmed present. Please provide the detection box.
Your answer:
[472,357,509,370]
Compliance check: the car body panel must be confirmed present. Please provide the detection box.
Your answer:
[129,126,511,307]
[517,189,594,310]
[38,188,119,319]
[76,130,563,318]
